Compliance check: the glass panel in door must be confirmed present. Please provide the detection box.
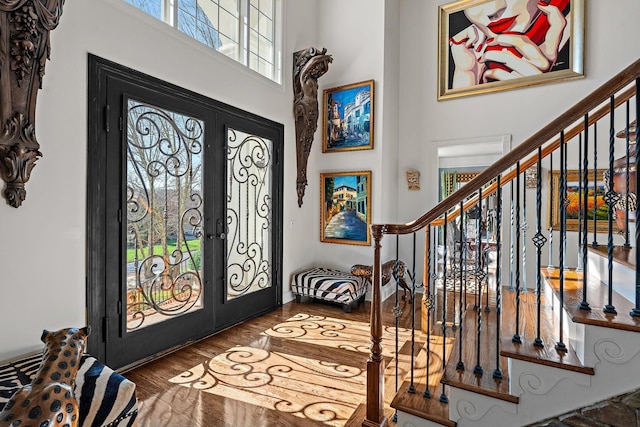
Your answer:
[226,128,273,300]
[125,98,205,330]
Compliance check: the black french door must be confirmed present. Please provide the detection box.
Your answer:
[87,55,283,369]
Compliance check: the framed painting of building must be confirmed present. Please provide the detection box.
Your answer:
[437,0,585,100]
[320,171,371,245]
[322,80,374,152]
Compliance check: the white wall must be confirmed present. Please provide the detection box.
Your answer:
[0,0,319,361]
[312,0,400,279]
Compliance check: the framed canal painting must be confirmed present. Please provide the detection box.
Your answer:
[322,80,374,152]
[320,171,372,245]
[437,0,585,100]
[548,169,618,234]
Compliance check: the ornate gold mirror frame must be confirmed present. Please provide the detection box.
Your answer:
[0,0,65,207]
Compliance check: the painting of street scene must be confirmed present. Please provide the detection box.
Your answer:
[323,80,374,152]
[321,171,371,245]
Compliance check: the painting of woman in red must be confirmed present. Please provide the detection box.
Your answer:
[448,0,572,89]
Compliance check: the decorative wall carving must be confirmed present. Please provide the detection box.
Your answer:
[0,0,66,207]
[292,47,332,207]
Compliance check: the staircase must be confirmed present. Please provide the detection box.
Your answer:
[361,59,640,427]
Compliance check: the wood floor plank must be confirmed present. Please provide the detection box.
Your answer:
[124,293,422,427]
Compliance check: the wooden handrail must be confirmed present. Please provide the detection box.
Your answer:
[429,84,637,228]
[374,58,640,236]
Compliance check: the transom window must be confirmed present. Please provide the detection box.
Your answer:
[124,0,281,83]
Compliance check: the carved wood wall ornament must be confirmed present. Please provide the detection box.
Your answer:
[0,0,65,207]
[293,47,332,207]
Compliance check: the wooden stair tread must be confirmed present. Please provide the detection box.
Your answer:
[500,289,593,375]
[391,341,456,426]
[588,245,636,270]
[441,303,516,404]
[392,380,455,427]
[541,268,640,332]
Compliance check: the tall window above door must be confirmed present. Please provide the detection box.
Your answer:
[123,0,282,83]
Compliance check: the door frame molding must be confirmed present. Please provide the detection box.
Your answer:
[87,54,283,364]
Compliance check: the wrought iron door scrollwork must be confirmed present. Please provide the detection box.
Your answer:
[226,129,273,299]
[125,100,204,330]
[0,0,66,207]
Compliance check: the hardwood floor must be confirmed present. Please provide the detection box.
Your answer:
[123,294,421,427]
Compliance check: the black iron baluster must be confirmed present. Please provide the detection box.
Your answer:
[424,226,434,398]
[631,78,640,317]
[548,151,555,270]
[493,175,504,379]
[604,96,618,314]
[440,215,449,403]
[458,201,465,331]
[593,122,599,247]
[577,133,584,272]
[456,203,465,372]
[556,132,568,353]
[533,147,547,347]
[522,174,529,293]
[580,114,591,311]
[513,162,522,344]
[624,101,631,248]
[510,182,516,290]
[474,188,484,376]
[408,233,417,393]
[393,234,401,423]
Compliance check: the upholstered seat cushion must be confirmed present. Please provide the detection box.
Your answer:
[0,354,138,427]
[292,267,366,304]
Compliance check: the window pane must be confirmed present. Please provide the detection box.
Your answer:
[126,98,205,331]
[249,4,259,31]
[219,8,239,42]
[258,57,273,80]
[219,34,240,61]
[258,34,273,61]
[197,0,220,29]
[226,128,273,300]
[259,12,273,40]
[260,0,273,19]
[220,0,239,17]
[178,9,197,39]
[126,0,162,19]
[249,28,258,54]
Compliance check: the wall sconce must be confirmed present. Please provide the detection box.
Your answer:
[406,169,420,190]
[0,1,66,207]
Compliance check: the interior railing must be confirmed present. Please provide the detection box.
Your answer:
[363,58,640,426]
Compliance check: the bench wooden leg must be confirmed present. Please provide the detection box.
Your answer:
[295,294,302,303]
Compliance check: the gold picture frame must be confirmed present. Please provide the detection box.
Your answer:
[548,169,618,234]
[322,80,374,152]
[437,0,585,101]
[320,171,372,245]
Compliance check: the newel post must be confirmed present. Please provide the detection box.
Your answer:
[363,224,388,427]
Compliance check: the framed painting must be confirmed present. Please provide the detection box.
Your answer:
[437,0,585,101]
[548,169,618,234]
[320,171,372,245]
[322,80,374,152]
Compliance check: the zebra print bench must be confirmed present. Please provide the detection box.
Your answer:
[0,353,138,427]
[291,267,367,312]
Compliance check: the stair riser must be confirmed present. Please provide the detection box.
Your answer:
[587,250,636,302]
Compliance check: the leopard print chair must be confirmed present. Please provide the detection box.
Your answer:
[0,326,90,427]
